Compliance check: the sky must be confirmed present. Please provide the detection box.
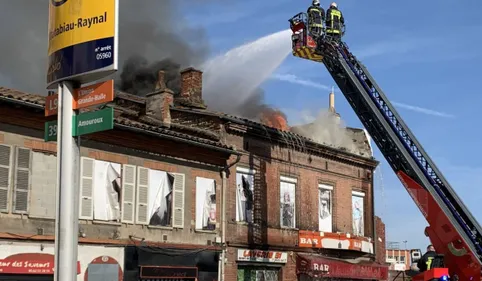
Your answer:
[0,0,481,254]
[180,0,482,252]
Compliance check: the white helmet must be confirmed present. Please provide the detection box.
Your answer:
[313,0,320,6]
[330,2,338,8]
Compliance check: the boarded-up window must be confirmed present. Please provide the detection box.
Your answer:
[29,151,57,218]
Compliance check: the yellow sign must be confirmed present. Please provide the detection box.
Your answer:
[47,0,118,87]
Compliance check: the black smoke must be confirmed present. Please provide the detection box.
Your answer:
[0,0,276,122]
[0,0,208,94]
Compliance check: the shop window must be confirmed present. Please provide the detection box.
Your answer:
[237,266,280,281]
[280,176,297,229]
[236,167,255,223]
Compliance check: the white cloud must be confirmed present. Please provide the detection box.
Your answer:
[391,101,455,118]
[271,73,332,91]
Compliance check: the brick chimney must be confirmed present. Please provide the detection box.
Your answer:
[177,67,206,109]
[146,70,174,126]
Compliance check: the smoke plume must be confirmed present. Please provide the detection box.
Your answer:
[0,0,208,94]
[0,0,287,126]
[291,109,363,154]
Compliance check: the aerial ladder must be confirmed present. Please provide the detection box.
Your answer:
[289,12,482,281]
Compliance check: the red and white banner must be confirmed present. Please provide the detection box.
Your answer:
[0,253,81,275]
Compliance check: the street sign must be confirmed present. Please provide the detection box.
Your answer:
[47,0,119,88]
[72,107,114,137]
[44,120,58,142]
[73,80,114,109]
[45,94,59,117]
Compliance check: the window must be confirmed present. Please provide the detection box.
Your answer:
[195,177,216,230]
[0,145,31,214]
[135,167,185,228]
[236,167,255,223]
[318,183,333,232]
[237,266,280,281]
[280,176,296,229]
[79,158,122,222]
[400,256,406,263]
[351,190,365,236]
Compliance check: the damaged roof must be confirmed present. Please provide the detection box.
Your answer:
[0,87,234,151]
[0,86,374,162]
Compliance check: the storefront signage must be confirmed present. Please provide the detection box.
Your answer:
[140,266,197,279]
[297,255,388,280]
[236,249,288,263]
[0,254,81,275]
[298,230,373,254]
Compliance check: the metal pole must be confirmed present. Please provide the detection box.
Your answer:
[54,81,80,281]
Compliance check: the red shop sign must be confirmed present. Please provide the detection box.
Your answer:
[0,253,81,275]
[297,254,388,280]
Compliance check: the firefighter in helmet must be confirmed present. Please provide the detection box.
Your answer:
[325,2,345,42]
[307,0,325,39]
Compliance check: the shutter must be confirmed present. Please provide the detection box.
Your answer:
[172,173,185,228]
[136,167,149,225]
[0,145,12,213]
[79,157,95,220]
[13,147,31,214]
[121,164,136,224]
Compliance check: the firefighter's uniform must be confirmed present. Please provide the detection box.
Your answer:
[326,2,344,42]
[307,0,325,39]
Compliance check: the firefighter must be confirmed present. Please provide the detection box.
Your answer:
[417,244,438,272]
[325,2,345,42]
[307,0,325,39]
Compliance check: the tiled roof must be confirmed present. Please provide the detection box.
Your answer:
[0,87,233,151]
[114,117,231,149]
[0,87,45,107]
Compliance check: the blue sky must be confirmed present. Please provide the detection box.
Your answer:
[181,0,482,252]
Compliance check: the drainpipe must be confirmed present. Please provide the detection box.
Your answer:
[371,167,377,261]
[219,154,241,281]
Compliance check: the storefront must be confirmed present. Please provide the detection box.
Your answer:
[0,241,124,281]
[296,254,388,281]
[123,246,219,281]
[236,248,288,281]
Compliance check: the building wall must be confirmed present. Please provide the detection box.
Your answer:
[375,216,387,264]
[0,123,223,246]
[225,133,376,247]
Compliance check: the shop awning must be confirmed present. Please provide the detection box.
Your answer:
[297,254,388,280]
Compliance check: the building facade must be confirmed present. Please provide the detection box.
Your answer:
[0,67,388,281]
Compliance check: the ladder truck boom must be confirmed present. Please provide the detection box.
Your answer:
[289,13,482,281]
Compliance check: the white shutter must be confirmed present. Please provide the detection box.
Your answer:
[121,164,136,224]
[79,157,94,220]
[136,167,149,225]
[0,145,12,213]
[13,147,31,214]
[172,173,185,228]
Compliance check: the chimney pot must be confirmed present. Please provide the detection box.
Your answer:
[155,70,167,90]
[146,88,174,126]
[178,67,205,108]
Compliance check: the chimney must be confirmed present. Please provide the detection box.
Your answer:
[146,71,174,126]
[329,86,335,113]
[178,67,206,109]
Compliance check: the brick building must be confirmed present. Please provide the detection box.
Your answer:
[0,67,388,281]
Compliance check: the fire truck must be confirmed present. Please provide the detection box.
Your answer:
[289,12,482,281]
